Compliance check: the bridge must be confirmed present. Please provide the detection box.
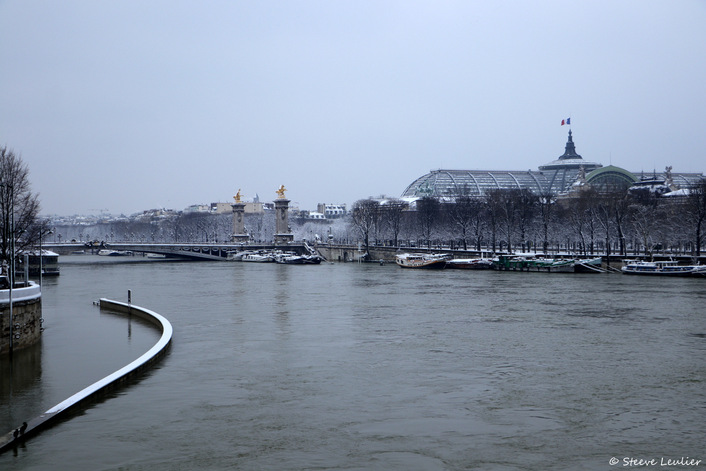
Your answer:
[42,242,316,261]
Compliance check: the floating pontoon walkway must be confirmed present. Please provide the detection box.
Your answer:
[0,299,172,453]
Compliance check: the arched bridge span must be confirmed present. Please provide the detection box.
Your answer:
[43,243,312,261]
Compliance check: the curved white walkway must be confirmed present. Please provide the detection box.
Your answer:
[1,299,172,453]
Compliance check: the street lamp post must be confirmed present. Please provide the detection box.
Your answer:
[39,228,53,287]
[1,181,15,355]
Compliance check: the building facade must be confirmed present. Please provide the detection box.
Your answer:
[316,203,347,218]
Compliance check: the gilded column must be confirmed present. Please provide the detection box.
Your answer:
[231,190,249,243]
[274,185,294,244]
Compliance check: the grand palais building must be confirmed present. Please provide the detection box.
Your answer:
[401,130,703,201]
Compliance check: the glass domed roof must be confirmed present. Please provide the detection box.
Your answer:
[400,131,703,200]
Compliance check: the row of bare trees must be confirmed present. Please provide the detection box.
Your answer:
[50,211,282,246]
[351,182,706,258]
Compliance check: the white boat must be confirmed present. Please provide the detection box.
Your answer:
[241,252,275,263]
[98,249,131,256]
[621,259,706,277]
[395,253,452,269]
[274,253,323,265]
[19,249,61,276]
[574,257,604,273]
[445,258,494,270]
[226,251,249,261]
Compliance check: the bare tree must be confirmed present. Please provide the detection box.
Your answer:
[682,178,706,257]
[448,188,477,250]
[629,192,663,257]
[596,189,631,256]
[487,189,533,253]
[537,192,555,254]
[379,199,408,247]
[561,189,600,256]
[485,190,504,253]
[0,147,41,264]
[181,212,220,242]
[514,189,538,252]
[594,193,614,260]
[351,198,380,257]
[416,196,440,248]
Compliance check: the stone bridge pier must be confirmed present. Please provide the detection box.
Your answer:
[231,201,249,243]
[274,198,294,245]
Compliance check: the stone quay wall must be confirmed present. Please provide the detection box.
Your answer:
[0,283,42,355]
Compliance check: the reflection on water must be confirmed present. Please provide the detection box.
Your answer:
[1,256,705,470]
[0,341,44,428]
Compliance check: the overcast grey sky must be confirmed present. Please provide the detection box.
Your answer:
[1,1,705,216]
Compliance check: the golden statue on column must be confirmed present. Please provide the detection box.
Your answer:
[276,185,287,199]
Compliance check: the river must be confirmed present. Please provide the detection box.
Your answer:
[1,255,705,470]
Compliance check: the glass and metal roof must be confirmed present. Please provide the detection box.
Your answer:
[401,169,551,199]
[400,131,703,200]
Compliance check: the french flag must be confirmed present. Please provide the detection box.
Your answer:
[561,118,571,126]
